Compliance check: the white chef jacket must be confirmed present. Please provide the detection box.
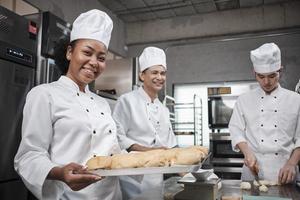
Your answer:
[14,76,122,200]
[229,85,300,181]
[113,87,177,150]
[112,87,177,199]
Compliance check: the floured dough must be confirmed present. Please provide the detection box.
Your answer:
[240,182,251,190]
[253,180,279,186]
[253,180,260,186]
[259,180,270,186]
[259,185,268,192]
[268,181,279,186]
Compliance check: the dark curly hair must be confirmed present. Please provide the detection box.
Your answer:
[53,36,77,75]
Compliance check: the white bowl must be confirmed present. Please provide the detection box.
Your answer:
[191,169,214,181]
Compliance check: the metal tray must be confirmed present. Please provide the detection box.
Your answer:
[91,152,211,177]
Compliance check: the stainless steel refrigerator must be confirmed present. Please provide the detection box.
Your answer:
[0,6,37,199]
[26,11,71,85]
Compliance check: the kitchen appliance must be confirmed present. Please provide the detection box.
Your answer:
[208,83,258,179]
[0,6,36,199]
[94,57,138,110]
[25,11,71,84]
[210,133,244,179]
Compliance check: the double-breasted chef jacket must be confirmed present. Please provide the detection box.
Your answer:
[112,86,177,199]
[14,76,122,200]
[113,86,177,150]
[229,85,300,181]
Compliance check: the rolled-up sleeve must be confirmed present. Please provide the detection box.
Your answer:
[229,99,247,152]
[113,96,136,150]
[14,86,57,199]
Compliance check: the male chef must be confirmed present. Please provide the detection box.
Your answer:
[229,43,300,184]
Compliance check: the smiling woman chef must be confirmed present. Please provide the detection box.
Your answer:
[229,43,300,184]
[14,10,122,200]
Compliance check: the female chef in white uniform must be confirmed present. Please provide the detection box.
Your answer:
[14,10,122,200]
[113,47,177,199]
[229,43,300,184]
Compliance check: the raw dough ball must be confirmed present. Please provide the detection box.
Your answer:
[240,182,251,190]
[268,181,279,186]
[253,180,260,186]
[259,185,268,192]
[259,180,270,186]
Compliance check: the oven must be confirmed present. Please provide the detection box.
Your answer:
[207,84,258,179]
[210,133,243,179]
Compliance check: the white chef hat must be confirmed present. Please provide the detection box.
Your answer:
[70,9,113,48]
[139,47,167,72]
[250,43,281,74]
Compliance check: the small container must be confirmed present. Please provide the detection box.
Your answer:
[191,169,214,181]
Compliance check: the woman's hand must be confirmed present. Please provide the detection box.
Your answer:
[48,162,102,191]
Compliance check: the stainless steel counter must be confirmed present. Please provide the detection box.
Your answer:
[163,177,300,200]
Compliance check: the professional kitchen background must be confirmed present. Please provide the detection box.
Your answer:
[0,0,300,199]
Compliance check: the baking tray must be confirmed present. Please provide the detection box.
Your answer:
[91,152,211,177]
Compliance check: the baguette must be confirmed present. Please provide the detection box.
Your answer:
[86,145,208,170]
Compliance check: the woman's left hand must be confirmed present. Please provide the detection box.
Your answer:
[48,162,103,191]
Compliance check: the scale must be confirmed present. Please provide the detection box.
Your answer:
[174,177,221,200]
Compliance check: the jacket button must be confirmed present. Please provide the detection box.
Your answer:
[86,109,89,112]
[77,93,79,96]
[93,130,96,134]
[261,124,263,127]
[261,109,264,112]
[90,97,94,100]
[157,121,159,124]
[275,153,278,155]
[261,97,264,99]
[274,96,277,99]
[275,139,277,142]
[261,139,264,142]
[108,130,112,134]
[275,110,277,112]
[274,125,277,127]
[101,112,104,115]
[93,154,96,157]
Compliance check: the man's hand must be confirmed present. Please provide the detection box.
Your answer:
[128,143,167,152]
[278,148,300,184]
[278,162,296,184]
[48,163,102,191]
[237,142,258,173]
[244,151,258,174]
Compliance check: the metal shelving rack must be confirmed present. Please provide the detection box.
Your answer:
[172,94,203,146]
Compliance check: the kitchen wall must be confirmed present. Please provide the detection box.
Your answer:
[126,1,300,95]
[25,0,127,57]
[164,31,300,95]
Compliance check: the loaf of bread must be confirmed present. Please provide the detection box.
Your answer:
[86,145,208,170]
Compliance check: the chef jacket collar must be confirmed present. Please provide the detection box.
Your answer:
[138,86,160,104]
[257,84,281,97]
[59,76,90,93]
